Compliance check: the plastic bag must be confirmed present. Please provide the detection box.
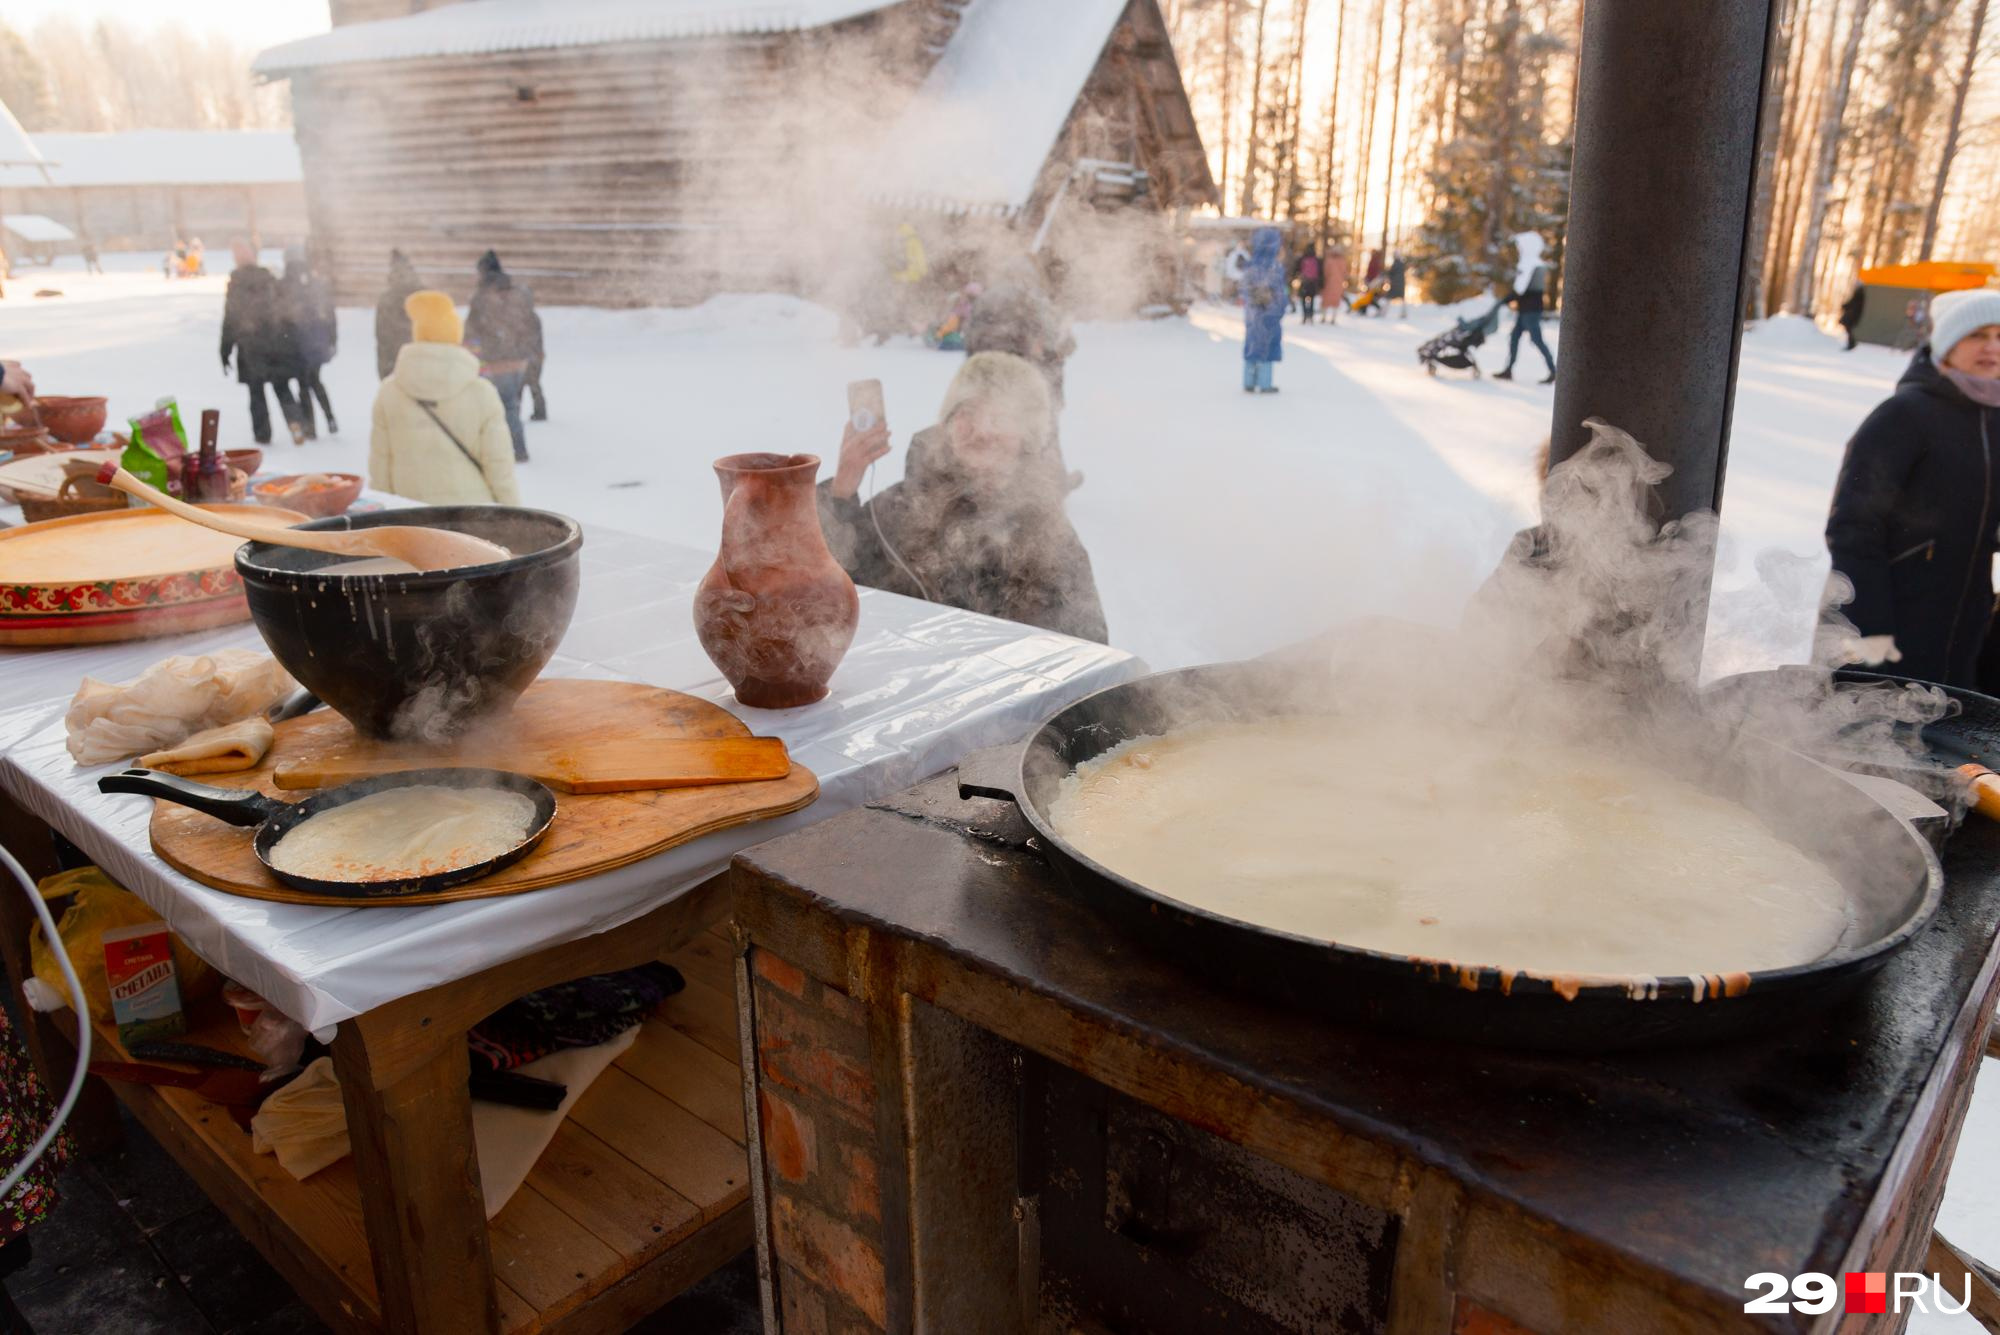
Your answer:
[27,867,219,1026]
[250,1057,348,1180]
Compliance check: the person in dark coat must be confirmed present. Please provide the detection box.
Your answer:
[464,250,540,462]
[1240,226,1286,393]
[817,351,1108,643]
[281,245,339,439]
[220,239,304,446]
[1386,254,1409,318]
[1839,284,1866,352]
[1293,246,1323,323]
[1827,289,2000,689]
[375,250,422,380]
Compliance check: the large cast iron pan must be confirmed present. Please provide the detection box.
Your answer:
[99,766,556,901]
[957,661,1943,1051]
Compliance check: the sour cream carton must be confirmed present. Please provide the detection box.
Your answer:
[103,920,186,1044]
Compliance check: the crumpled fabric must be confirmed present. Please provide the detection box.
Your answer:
[467,963,681,1073]
[250,1057,348,1181]
[66,650,294,764]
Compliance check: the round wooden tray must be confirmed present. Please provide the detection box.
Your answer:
[0,503,307,646]
[145,679,821,908]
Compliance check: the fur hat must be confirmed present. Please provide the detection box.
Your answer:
[939,351,1052,436]
[1928,288,2000,365]
[404,290,463,345]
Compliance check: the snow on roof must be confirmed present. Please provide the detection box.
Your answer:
[253,0,903,75]
[3,215,77,243]
[872,0,1126,217]
[0,98,48,174]
[0,131,302,190]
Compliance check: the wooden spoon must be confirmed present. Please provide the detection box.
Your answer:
[97,463,512,572]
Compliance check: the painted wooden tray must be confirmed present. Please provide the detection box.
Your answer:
[0,503,307,646]
[146,679,821,907]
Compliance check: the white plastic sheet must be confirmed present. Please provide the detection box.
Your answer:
[0,519,1141,1033]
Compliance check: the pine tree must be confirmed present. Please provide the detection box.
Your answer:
[1403,0,1570,301]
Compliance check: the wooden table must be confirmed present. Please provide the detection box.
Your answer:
[1,794,755,1334]
[729,772,2000,1334]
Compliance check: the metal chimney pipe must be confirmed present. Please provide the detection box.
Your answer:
[1548,0,1782,523]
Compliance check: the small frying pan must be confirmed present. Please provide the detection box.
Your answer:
[98,766,557,901]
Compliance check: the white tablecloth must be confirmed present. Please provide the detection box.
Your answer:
[0,519,1141,1033]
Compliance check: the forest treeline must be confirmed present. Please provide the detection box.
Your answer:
[0,18,286,138]
[1166,0,1999,313]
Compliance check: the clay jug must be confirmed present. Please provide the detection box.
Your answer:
[695,453,860,709]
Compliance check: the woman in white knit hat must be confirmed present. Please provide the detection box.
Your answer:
[1827,286,2000,687]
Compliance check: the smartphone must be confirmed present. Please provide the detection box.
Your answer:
[846,379,886,434]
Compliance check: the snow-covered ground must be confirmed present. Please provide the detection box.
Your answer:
[3,255,1996,1321]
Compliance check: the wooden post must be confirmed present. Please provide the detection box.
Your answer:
[331,1014,498,1335]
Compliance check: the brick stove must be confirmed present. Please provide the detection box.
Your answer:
[727,769,2000,1333]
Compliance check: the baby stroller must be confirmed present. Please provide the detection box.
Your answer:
[1416,300,1505,377]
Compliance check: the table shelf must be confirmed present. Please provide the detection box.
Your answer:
[60,926,753,1334]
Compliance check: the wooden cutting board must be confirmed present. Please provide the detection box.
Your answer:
[276,737,792,793]
[146,679,820,908]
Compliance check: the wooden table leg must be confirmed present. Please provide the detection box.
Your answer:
[332,1011,498,1335]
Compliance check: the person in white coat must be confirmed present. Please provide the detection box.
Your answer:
[368,290,520,505]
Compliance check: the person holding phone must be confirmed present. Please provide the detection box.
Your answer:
[819,354,1109,643]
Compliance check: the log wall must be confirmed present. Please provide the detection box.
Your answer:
[282,0,1209,310]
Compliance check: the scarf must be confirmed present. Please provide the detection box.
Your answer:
[1944,366,2000,409]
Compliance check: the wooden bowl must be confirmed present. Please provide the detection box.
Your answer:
[33,397,109,445]
[252,473,364,519]
[224,448,263,476]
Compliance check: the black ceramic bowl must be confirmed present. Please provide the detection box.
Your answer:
[236,506,583,742]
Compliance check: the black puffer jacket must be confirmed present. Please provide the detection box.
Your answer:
[1827,347,2000,687]
[815,427,1108,644]
[220,264,296,383]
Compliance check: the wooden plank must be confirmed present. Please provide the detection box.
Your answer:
[496,1280,540,1335]
[64,1012,380,1334]
[489,1184,622,1325]
[543,1202,756,1335]
[660,974,743,1065]
[665,931,736,996]
[524,1120,703,1260]
[332,1022,498,1334]
[566,1066,749,1220]
[616,1018,747,1144]
[1925,1233,2000,1334]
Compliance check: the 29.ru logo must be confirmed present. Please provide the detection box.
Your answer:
[1744,1271,1972,1316]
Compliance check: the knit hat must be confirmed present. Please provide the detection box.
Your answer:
[1927,288,2000,364]
[477,249,504,276]
[939,351,1052,436]
[405,290,463,345]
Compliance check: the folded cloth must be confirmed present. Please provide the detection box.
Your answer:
[250,1057,347,1180]
[467,963,683,1074]
[249,1031,641,1220]
[138,717,275,775]
[67,650,295,764]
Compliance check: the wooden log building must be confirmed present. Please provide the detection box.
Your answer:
[0,129,307,255]
[254,0,1215,309]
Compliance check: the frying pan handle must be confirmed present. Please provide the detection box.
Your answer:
[97,769,286,827]
[956,745,1021,804]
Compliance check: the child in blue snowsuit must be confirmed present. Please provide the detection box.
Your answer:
[1241,227,1285,393]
